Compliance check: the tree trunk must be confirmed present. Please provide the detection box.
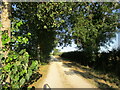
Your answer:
[0,1,11,59]
[0,0,2,68]
[0,1,11,83]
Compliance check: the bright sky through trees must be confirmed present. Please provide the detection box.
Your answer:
[57,35,118,53]
[56,41,78,52]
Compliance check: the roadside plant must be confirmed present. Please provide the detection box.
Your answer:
[0,21,39,89]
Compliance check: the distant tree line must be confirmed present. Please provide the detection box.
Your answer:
[61,49,120,77]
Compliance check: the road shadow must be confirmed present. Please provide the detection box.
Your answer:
[50,56,63,62]
[54,56,66,62]
[62,61,118,89]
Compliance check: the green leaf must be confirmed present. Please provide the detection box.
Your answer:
[0,31,2,35]
[50,14,53,17]
[11,39,15,42]
[0,24,2,27]
[13,55,17,59]
[20,78,25,86]
[3,63,12,71]
[18,36,21,39]
[19,69,26,76]
[69,8,72,11]
[10,57,13,61]
[16,21,23,27]
[1,74,5,81]
[26,74,30,81]
[30,61,38,70]
[12,83,19,88]
[15,75,19,82]
[10,74,14,80]
[0,54,4,60]
[27,32,31,36]
[19,49,26,55]
[28,69,32,76]
[61,20,65,23]
[13,64,18,73]
[44,25,47,29]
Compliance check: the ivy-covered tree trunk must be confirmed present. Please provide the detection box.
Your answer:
[0,1,2,68]
[1,1,11,58]
[0,1,11,82]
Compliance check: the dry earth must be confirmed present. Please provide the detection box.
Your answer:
[35,60,97,88]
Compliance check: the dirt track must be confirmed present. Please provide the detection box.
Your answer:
[40,61,97,88]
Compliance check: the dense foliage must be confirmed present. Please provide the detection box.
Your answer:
[71,2,119,62]
[11,2,120,64]
[61,49,120,77]
[0,2,76,88]
[11,2,75,62]
[0,22,39,89]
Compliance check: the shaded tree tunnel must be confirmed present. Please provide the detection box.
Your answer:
[0,2,120,89]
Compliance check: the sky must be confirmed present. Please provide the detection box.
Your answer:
[56,41,78,52]
[56,33,119,52]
